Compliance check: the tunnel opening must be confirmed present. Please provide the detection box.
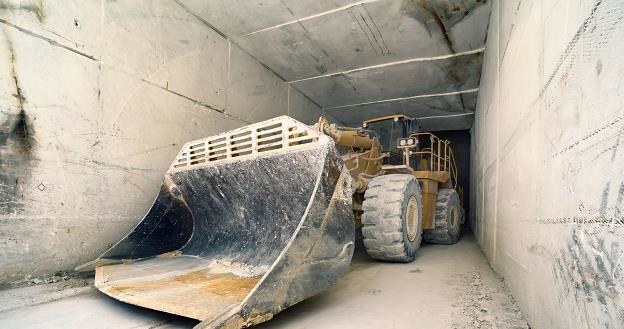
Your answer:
[433,129,472,228]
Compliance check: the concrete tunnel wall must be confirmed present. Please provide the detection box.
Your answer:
[471,0,624,328]
[0,1,323,284]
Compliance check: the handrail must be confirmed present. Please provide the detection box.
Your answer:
[407,132,459,190]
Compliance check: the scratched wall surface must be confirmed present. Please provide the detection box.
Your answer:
[0,0,322,284]
[471,0,624,328]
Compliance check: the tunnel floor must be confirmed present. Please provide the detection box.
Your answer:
[0,232,529,329]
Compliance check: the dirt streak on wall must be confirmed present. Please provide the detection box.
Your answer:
[0,1,322,284]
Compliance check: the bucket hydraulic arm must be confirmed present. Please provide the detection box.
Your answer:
[313,116,386,193]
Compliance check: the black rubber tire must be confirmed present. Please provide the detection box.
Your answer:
[424,189,461,245]
[361,174,423,262]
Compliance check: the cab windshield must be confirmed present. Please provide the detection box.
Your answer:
[366,119,404,160]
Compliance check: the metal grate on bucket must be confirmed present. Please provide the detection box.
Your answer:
[171,116,322,170]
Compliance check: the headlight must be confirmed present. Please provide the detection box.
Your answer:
[407,138,414,145]
[399,139,406,146]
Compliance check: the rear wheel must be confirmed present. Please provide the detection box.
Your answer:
[424,189,461,245]
[361,175,423,262]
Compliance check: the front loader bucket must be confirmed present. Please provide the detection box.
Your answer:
[80,116,355,329]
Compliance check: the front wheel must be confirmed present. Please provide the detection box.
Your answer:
[361,175,423,262]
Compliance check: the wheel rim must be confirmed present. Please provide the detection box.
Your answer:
[406,196,418,242]
[450,207,457,228]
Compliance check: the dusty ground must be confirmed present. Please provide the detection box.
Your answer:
[0,232,529,329]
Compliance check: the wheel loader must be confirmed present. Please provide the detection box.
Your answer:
[77,115,463,329]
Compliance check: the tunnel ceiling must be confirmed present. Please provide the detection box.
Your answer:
[178,0,491,130]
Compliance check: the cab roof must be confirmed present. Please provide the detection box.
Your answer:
[363,114,411,124]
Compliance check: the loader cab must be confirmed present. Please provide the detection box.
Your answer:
[362,115,418,164]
